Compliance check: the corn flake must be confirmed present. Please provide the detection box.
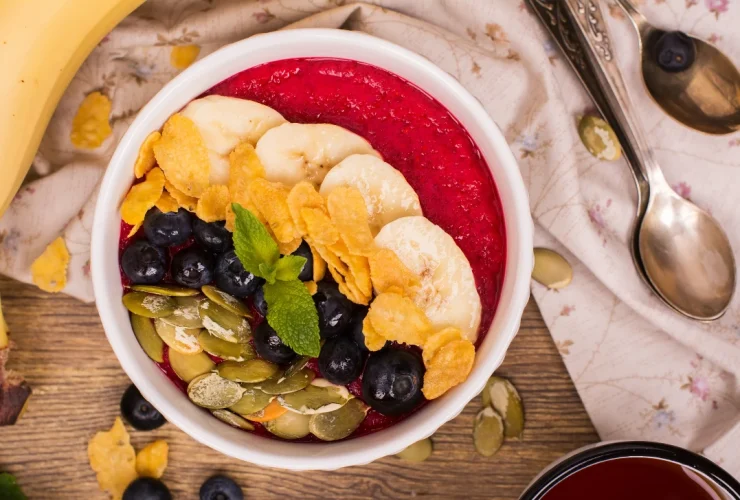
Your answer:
[278,237,302,255]
[369,248,420,298]
[87,417,137,500]
[302,208,339,245]
[422,339,475,400]
[312,245,327,282]
[155,190,179,213]
[287,182,326,235]
[361,315,387,351]
[165,179,198,212]
[134,131,161,178]
[327,187,375,256]
[30,237,70,293]
[364,292,432,349]
[229,142,265,198]
[196,185,230,222]
[304,281,318,295]
[135,440,169,479]
[70,91,112,149]
[422,327,463,366]
[121,167,166,227]
[153,113,210,197]
[247,178,299,243]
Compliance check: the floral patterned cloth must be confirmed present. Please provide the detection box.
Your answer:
[1,0,739,478]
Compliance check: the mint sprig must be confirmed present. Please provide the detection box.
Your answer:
[231,203,319,356]
[0,473,27,500]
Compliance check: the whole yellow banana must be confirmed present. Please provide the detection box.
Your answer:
[0,0,145,216]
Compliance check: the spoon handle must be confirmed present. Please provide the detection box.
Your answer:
[613,0,650,35]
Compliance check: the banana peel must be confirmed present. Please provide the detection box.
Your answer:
[0,295,31,426]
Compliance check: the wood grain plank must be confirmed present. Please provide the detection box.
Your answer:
[0,276,599,499]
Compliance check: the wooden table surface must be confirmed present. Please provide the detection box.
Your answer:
[0,276,599,499]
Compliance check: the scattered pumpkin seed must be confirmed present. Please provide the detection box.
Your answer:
[130,314,164,363]
[532,248,573,289]
[187,373,245,409]
[129,285,200,296]
[264,411,311,440]
[283,356,312,379]
[198,299,251,343]
[278,379,352,415]
[198,331,255,361]
[160,296,204,329]
[217,359,279,383]
[202,285,251,317]
[255,369,315,395]
[309,398,368,441]
[123,292,175,318]
[473,407,505,457]
[229,386,274,416]
[396,438,433,462]
[168,349,216,383]
[577,115,622,161]
[481,376,524,439]
[153,319,203,355]
[211,409,255,431]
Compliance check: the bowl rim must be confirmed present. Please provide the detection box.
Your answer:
[91,28,533,470]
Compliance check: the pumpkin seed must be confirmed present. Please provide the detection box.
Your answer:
[160,296,204,329]
[577,115,621,161]
[123,292,175,318]
[211,409,255,431]
[169,349,216,383]
[130,314,164,363]
[532,248,573,289]
[481,376,524,439]
[396,438,433,462]
[229,386,274,415]
[129,285,200,297]
[283,356,312,379]
[217,359,279,383]
[202,285,251,317]
[187,372,245,409]
[153,319,202,355]
[264,411,311,440]
[198,331,255,361]
[255,369,315,395]
[473,407,504,457]
[198,299,250,343]
[278,379,352,415]
[309,398,368,441]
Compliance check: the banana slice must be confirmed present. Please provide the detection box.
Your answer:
[374,216,482,342]
[319,154,422,234]
[255,123,380,187]
[181,95,286,185]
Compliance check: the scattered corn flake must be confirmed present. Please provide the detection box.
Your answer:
[70,91,112,149]
[224,204,235,232]
[304,281,318,295]
[422,327,463,366]
[361,315,387,351]
[364,292,432,349]
[135,440,169,479]
[121,167,166,227]
[422,339,475,400]
[229,142,265,198]
[127,222,142,238]
[287,182,326,235]
[155,190,179,213]
[170,44,200,70]
[346,255,372,298]
[30,237,70,293]
[164,179,198,212]
[369,248,420,298]
[301,208,339,245]
[327,187,375,256]
[247,178,299,243]
[196,185,230,222]
[311,245,326,282]
[339,280,368,306]
[134,131,161,178]
[278,237,302,255]
[153,113,210,197]
[311,240,349,280]
[87,417,137,500]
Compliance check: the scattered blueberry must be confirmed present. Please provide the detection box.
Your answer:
[254,321,296,364]
[171,247,215,288]
[143,208,192,247]
[120,384,165,431]
[313,282,354,339]
[319,335,365,385]
[348,307,372,352]
[123,478,172,500]
[121,240,167,285]
[253,286,267,317]
[200,475,244,500]
[291,240,314,281]
[362,347,425,416]
[193,219,233,254]
[215,250,262,297]
[654,31,695,73]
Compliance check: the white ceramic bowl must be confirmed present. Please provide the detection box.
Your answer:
[92,28,533,471]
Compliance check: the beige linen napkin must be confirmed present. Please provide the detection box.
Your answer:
[2,0,739,476]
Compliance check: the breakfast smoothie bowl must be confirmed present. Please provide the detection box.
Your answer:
[92,29,532,470]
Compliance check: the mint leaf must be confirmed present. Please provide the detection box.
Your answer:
[232,203,279,280]
[275,255,307,282]
[263,280,320,357]
[0,473,27,500]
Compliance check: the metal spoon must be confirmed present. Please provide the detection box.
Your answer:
[616,0,740,135]
[527,0,736,320]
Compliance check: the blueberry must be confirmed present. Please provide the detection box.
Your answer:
[362,348,425,416]
[348,307,371,351]
[319,335,364,385]
[123,478,172,500]
[120,384,165,431]
[253,286,267,317]
[254,321,296,364]
[215,250,262,298]
[200,475,244,500]
[171,247,214,288]
[121,240,167,285]
[143,208,192,247]
[291,240,313,281]
[654,31,695,73]
[193,219,233,254]
[313,282,354,339]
